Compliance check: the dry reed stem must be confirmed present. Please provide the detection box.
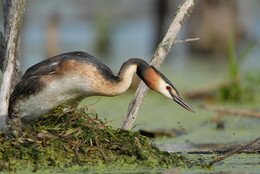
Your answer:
[200,105,260,118]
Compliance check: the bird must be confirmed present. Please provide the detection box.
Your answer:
[9,51,194,123]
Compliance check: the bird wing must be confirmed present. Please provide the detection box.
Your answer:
[21,51,100,80]
[9,76,45,114]
[21,55,64,80]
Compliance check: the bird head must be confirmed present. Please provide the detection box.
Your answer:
[141,66,195,113]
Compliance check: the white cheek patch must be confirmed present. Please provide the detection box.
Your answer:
[157,79,172,99]
[164,90,172,99]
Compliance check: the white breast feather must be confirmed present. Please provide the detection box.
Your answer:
[13,75,93,122]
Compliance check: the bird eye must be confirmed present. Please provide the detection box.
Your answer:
[166,86,171,90]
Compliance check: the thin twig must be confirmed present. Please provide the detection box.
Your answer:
[86,97,102,107]
[200,105,260,118]
[74,140,81,164]
[204,136,260,167]
[175,37,200,44]
[105,116,124,126]
[95,136,107,160]
[59,127,81,138]
[134,137,142,149]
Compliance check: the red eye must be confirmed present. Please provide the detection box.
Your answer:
[166,86,171,90]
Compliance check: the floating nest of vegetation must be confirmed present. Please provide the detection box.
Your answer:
[0,105,199,172]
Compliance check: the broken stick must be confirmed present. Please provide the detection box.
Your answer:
[204,136,260,167]
[200,105,260,119]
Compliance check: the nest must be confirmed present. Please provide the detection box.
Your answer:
[0,105,191,172]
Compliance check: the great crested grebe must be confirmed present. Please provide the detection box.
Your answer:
[9,51,194,123]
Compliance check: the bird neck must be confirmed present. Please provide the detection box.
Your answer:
[115,59,150,94]
[94,58,151,96]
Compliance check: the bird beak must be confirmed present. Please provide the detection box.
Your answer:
[170,91,195,113]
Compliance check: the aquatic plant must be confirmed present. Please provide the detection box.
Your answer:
[218,33,257,101]
[0,105,192,172]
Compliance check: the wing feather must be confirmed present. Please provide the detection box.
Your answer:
[9,76,45,114]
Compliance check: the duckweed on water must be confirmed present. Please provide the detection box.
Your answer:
[0,105,198,172]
